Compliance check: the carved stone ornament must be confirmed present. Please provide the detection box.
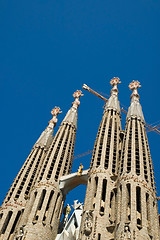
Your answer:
[109,77,121,97]
[49,107,62,126]
[110,77,121,86]
[120,224,131,240]
[73,90,83,99]
[83,210,93,236]
[14,227,24,240]
[129,80,141,90]
[72,90,83,109]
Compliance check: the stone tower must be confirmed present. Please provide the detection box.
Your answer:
[0,81,159,240]
[0,107,61,240]
[115,81,160,240]
[13,90,83,240]
[78,77,122,239]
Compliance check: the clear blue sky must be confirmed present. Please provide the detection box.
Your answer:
[0,0,160,213]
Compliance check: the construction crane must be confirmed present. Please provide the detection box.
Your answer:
[73,83,160,160]
[82,83,160,134]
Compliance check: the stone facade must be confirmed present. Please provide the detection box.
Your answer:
[78,80,160,240]
[78,77,122,239]
[0,80,159,240]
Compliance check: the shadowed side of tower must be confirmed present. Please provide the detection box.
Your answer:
[14,91,83,240]
[0,107,61,240]
[115,81,160,240]
[78,78,122,240]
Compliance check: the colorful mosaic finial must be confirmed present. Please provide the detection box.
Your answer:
[110,77,121,96]
[72,90,84,109]
[129,80,141,90]
[129,80,141,100]
[110,77,121,86]
[127,80,145,122]
[48,106,62,127]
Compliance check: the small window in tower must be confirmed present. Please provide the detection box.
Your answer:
[0,213,3,221]
[136,187,141,213]
[101,179,107,202]
[10,211,21,235]
[94,177,98,197]
[146,193,150,221]
[98,233,101,240]
[38,189,46,211]
[1,211,13,234]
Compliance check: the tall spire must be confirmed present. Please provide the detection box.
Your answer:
[127,80,145,122]
[104,77,121,114]
[0,107,61,240]
[62,90,83,129]
[14,90,83,240]
[115,81,159,240]
[79,78,122,239]
[35,107,62,149]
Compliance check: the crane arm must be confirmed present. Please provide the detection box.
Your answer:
[82,84,108,102]
[82,83,160,135]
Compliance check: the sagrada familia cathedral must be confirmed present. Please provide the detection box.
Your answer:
[0,78,160,239]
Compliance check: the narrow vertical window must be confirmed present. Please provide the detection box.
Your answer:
[105,117,112,169]
[112,121,117,173]
[100,179,107,214]
[90,119,103,168]
[1,211,13,234]
[50,193,60,225]
[97,117,107,167]
[43,191,54,222]
[127,121,132,173]
[135,120,140,175]
[94,177,98,197]
[38,189,46,211]
[126,184,131,221]
[136,187,141,226]
[98,233,101,240]
[101,179,107,202]
[10,211,21,235]
[33,189,46,222]
[120,185,122,221]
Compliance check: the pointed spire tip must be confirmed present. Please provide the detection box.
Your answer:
[127,80,145,122]
[129,80,141,100]
[104,77,121,113]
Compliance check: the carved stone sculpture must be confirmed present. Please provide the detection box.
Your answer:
[83,210,93,236]
[14,227,24,240]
